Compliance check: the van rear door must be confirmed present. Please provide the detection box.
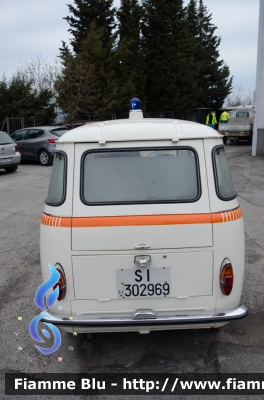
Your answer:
[72,140,212,251]
[71,140,213,306]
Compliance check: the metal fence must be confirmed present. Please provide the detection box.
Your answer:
[145,111,197,121]
[1,117,36,135]
[1,111,199,135]
[79,110,198,122]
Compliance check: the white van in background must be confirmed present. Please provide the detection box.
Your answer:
[218,105,254,145]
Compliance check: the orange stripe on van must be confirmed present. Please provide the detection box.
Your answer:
[212,207,243,223]
[40,213,71,228]
[41,206,242,228]
[72,213,212,227]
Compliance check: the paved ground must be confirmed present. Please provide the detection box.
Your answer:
[0,142,264,399]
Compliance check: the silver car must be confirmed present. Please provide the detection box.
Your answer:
[0,131,21,173]
[11,126,70,166]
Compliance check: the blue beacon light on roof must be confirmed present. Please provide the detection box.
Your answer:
[130,98,141,111]
[129,98,143,120]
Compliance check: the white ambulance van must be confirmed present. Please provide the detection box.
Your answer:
[40,99,247,334]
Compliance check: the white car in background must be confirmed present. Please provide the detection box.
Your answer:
[0,131,21,173]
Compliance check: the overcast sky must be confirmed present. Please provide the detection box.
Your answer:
[0,0,260,92]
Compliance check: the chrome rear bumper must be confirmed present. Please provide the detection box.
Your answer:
[41,305,247,328]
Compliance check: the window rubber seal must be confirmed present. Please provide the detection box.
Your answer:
[45,150,67,207]
[80,146,202,206]
[212,144,237,201]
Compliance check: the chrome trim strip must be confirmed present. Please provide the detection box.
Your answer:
[134,244,151,250]
[132,309,157,320]
[41,306,247,327]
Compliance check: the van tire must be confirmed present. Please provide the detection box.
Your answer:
[223,137,227,145]
[39,150,52,166]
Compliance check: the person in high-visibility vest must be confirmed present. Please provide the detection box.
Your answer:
[220,110,230,123]
[206,111,217,128]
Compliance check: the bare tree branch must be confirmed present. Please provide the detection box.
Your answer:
[225,85,254,107]
[15,55,61,93]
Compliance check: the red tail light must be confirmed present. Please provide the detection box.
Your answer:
[220,258,234,296]
[15,145,19,152]
[53,264,66,301]
[47,139,57,143]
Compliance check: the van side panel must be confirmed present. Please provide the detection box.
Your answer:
[44,143,74,217]
[203,138,245,310]
[40,226,73,317]
[41,143,75,318]
[203,138,241,213]
[213,218,245,311]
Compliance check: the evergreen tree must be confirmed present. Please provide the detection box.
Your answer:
[185,0,199,38]
[118,0,142,41]
[141,0,200,112]
[57,22,118,119]
[110,38,140,114]
[186,0,232,108]
[55,49,101,121]
[0,75,56,125]
[64,0,116,54]
[115,0,145,112]
[30,88,57,125]
[57,0,121,119]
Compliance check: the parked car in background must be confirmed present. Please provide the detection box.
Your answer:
[0,131,21,173]
[11,126,70,166]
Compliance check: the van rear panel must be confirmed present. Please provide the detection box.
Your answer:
[69,140,214,316]
[72,251,213,300]
[72,222,213,251]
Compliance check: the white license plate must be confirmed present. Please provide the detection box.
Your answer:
[0,157,12,163]
[116,267,171,299]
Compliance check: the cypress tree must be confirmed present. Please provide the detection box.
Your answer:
[185,0,199,38]
[57,0,118,118]
[79,23,118,115]
[110,38,140,115]
[57,22,117,119]
[186,0,232,108]
[64,0,116,54]
[118,0,142,42]
[115,0,145,112]
[141,0,200,113]
[55,47,101,121]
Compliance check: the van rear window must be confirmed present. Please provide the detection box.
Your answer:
[236,111,249,118]
[46,152,67,206]
[81,147,200,205]
[213,146,236,200]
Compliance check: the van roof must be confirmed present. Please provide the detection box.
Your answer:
[57,118,221,144]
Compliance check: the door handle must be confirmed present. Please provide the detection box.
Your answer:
[134,243,151,250]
